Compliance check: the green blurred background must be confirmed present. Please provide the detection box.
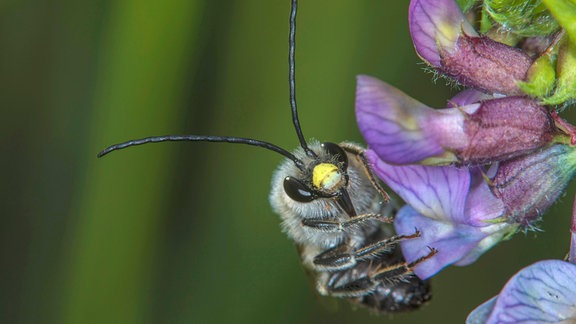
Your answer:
[2,0,574,323]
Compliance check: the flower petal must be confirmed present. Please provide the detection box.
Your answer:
[356,75,444,164]
[356,75,467,165]
[571,228,576,264]
[367,149,469,221]
[395,205,494,279]
[447,89,493,107]
[453,222,511,266]
[409,0,477,66]
[472,260,576,323]
[466,296,497,324]
[571,193,576,264]
[464,170,506,225]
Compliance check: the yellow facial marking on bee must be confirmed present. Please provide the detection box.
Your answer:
[312,163,341,190]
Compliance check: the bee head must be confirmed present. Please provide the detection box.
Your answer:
[282,142,356,216]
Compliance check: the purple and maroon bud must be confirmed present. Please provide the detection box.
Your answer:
[490,144,576,226]
[459,95,557,164]
[409,0,533,95]
[440,35,533,95]
[355,75,560,166]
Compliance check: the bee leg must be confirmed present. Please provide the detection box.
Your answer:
[311,244,355,271]
[301,213,391,232]
[371,246,438,282]
[318,275,378,298]
[320,247,438,298]
[339,142,389,203]
[354,230,421,260]
[312,230,422,271]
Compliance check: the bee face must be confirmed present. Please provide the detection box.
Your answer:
[270,141,380,248]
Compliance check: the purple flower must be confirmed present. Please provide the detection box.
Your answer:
[354,0,576,283]
[571,199,576,264]
[408,0,477,67]
[356,75,559,166]
[447,89,493,108]
[409,0,533,95]
[367,151,510,279]
[492,144,576,226]
[466,195,576,323]
[467,260,576,323]
[366,143,576,279]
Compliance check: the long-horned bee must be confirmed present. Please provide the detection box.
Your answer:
[98,0,436,313]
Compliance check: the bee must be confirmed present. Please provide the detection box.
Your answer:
[98,0,436,314]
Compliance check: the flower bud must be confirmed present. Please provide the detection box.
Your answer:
[458,96,557,164]
[355,75,559,166]
[440,34,533,96]
[490,144,576,226]
[409,0,533,95]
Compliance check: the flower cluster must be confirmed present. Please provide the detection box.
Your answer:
[356,0,576,287]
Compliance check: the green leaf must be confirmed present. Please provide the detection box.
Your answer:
[542,39,576,105]
[481,6,495,34]
[543,0,576,44]
[485,0,559,36]
[457,0,479,12]
[518,53,556,97]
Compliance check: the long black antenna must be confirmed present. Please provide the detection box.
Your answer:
[289,0,315,157]
[97,135,305,169]
[97,0,313,170]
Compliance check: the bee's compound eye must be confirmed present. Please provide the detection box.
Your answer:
[284,176,315,202]
[321,142,348,168]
